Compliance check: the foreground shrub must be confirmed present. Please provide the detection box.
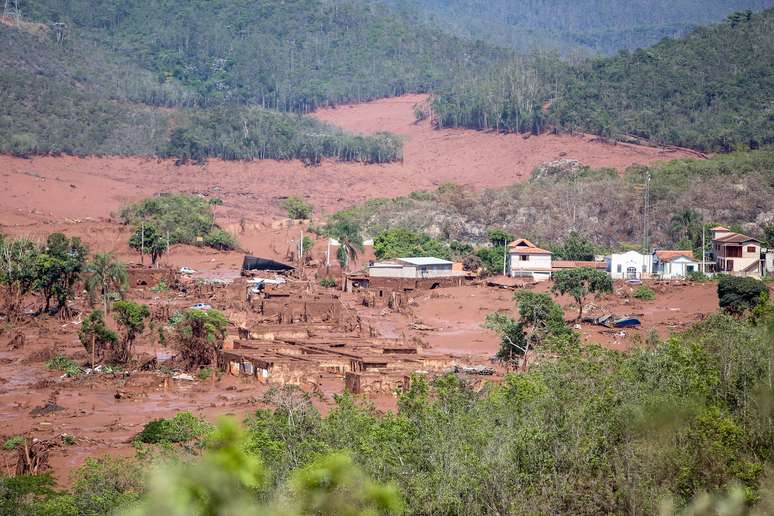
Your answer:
[134,412,212,445]
[633,285,656,300]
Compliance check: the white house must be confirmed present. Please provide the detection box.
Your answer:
[607,250,651,280]
[368,257,456,278]
[507,239,552,282]
[652,250,699,279]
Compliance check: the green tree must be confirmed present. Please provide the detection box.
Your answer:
[670,209,702,245]
[34,233,88,314]
[486,228,514,247]
[513,291,571,343]
[282,197,313,220]
[173,308,229,370]
[483,312,528,364]
[129,223,166,266]
[373,228,449,260]
[78,310,118,364]
[554,231,595,261]
[112,300,150,362]
[85,253,128,314]
[203,229,236,251]
[552,267,613,320]
[717,276,769,316]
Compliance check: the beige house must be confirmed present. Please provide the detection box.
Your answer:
[368,257,457,278]
[507,238,552,282]
[711,227,763,277]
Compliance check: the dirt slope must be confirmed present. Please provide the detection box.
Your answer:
[0,94,695,228]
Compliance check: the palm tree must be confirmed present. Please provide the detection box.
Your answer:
[86,253,128,314]
[670,209,700,244]
[329,221,363,271]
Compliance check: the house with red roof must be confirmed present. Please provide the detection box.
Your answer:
[507,238,552,282]
[711,227,763,277]
[652,250,699,279]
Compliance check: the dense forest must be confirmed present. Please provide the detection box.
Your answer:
[385,0,774,53]
[431,8,774,152]
[325,149,774,252]
[0,18,405,163]
[22,0,506,112]
[5,313,774,514]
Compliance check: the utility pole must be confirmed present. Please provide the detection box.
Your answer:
[502,238,508,276]
[140,222,145,265]
[642,172,651,253]
[701,217,706,274]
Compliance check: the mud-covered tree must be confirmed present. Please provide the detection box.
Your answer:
[78,310,118,364]
[112,300,150,363]
[85,252,127,314]
[552,267,613,320]
[34,233,88,315]
[174,308,229,370]
[129,223,166,266]
[0,237,39,323]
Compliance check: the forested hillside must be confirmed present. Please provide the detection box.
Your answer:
[431,8,774,152]
[0,15,403,162]
[386,0,774,53]
[24,0,506,112]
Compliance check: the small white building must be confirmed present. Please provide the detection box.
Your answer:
[507,239,552,282]
[368,257,455,278]
[653,250,699,279]
[607,250,651,280]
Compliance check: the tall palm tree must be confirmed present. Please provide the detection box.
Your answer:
[330,221,363,271]
[670,209,700,244]
[86,253,128,314]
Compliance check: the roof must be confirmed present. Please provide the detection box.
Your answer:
[711,226,730,231]
[552,260,607,269]
[508,238,551,254]
[713,233,762,244]
[396,257,453,266]
[655,250,696,262]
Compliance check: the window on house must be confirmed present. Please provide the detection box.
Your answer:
[727,246,742,258]
[520,255,528,261]
[642,264,646,273]
[727,259,734,271]
[747,246,756,253]
[687,265,695,273]
[616,264,622,273]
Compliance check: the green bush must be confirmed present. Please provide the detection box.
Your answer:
[688,270,710,282]
[633,285,656,300]
[2,436,23,450]
[134,412,212,445]
[717,275,769,315]
[319,278,337,288]
[46,355,77,372]
[282,197,313,220]
[197,368,212,381]
[203,229,237,251]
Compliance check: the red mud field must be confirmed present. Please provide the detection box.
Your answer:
[0,94,708,484]
[0,94,696,226]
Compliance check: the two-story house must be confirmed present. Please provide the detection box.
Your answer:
[711,227,763,277]
[507,238,552,282]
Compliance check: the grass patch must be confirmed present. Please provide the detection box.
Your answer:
[3,436,23,450]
